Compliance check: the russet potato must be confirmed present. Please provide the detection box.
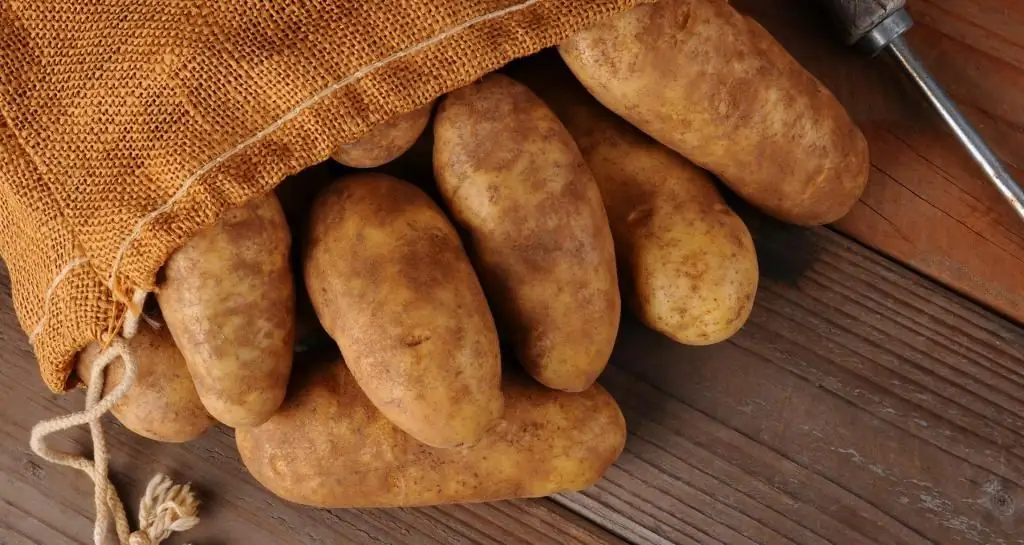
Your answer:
[331,102,434,168]
[434,74,620,392]
[516,58,759,345]
[303,173,503,448]
[77,324,215,443]
[559,0,869,226]
[157,193,295,428]
[236,354,625,508]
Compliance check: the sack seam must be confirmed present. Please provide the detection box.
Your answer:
[27,256,89,341]
[32,0,543,340]
[103,0,543,292]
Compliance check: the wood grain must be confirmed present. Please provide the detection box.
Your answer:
[556,219,1024,544]
[3,215,1024,542]
[0,262,624,545]
[3,3,1023,543]
[733,0,1024,325]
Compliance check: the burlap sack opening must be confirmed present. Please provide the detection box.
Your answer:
[0,0,644,393]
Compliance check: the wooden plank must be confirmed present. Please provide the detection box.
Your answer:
[6,168,1024,542]
[0,262,625,545]
[3,221,1023,543]
[732,0,1024,324]
[2,5,1021,545]
[549,218,1024,544]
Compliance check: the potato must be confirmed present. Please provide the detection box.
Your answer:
[157,194,294,428]
[77,324,215,443]
[434,74,620,392]
[559,0,869,226]
[515,57,758,345]
[303,173,503,448]
[236,354,625,508]
[331,102,434,168]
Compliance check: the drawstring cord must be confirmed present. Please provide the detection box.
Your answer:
[29,290,200,545]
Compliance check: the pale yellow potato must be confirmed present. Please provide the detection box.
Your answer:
[434,74,620,392]
[77,324,215,443]
[236,354,626,508]
[560,0,869,226]
[303,173,503,448]
[518,60,759,345]
[157,194,295,428]
[331,102,434,168]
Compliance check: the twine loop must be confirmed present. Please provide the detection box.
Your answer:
[28,290,200,545]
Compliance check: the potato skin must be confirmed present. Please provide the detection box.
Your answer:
[236,355,626,508]
[157,194,295,428]
[434,74,620,392]
[517,60,758,345]
[559,0,869,226]
[331,102,434,168]
[77,324,215,443]
[303,173,503,449]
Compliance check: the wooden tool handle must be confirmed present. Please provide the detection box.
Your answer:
[822,0,906,44]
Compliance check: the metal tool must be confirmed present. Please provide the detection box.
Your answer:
[823,0,1024,223]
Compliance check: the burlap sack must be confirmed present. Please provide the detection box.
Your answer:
[0,0,642,393]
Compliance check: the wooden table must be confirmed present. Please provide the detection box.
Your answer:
[2,1,1023,543]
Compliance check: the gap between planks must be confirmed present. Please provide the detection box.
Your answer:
[3,224,1024,544]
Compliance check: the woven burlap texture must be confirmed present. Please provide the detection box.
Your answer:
[0,0,643,393]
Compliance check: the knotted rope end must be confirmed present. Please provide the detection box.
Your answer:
[129,473,200,545]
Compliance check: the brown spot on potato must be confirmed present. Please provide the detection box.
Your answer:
[403,333,432,348]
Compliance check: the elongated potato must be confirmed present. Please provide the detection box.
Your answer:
[434,74,620,392]
[514,58,758,345]
[236,354,625,508]
[559,0,869,226]
[304,173,503,448]
[77,324,215,443]
[332,102,434,168]
[157,194,295,428]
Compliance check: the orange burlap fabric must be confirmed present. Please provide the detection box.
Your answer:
[0,0,642,393]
